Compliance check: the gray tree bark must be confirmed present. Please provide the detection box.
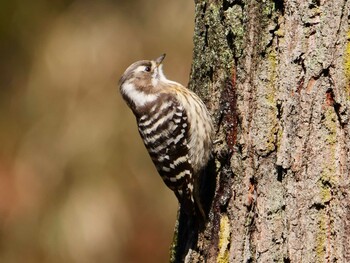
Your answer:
[172,0,350,262]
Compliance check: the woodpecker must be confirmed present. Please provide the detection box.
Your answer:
[119,54,214,220]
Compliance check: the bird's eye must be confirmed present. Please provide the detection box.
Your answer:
[144,66,151,72]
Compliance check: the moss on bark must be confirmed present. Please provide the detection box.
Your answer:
[173,0,350,261]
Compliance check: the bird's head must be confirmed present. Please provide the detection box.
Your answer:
[119,54,167,109]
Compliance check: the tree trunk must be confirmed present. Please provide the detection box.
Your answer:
[172,0,350,262]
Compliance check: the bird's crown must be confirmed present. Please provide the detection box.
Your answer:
[119,54,166,86]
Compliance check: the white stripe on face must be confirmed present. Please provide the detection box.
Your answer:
[121,82,158,107]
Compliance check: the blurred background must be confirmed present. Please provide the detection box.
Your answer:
[0,0,194,262]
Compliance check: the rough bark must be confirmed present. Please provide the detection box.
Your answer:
[172,0,350,262]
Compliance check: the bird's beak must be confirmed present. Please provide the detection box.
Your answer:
[155,53,166,67]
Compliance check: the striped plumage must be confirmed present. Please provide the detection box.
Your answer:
[119,54,213,218]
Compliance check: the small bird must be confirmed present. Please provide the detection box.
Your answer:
[119,54,214,221]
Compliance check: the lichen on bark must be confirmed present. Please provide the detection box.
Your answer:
[174,0,350,262]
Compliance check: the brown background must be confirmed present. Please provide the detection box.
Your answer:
[0,1,194,262]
